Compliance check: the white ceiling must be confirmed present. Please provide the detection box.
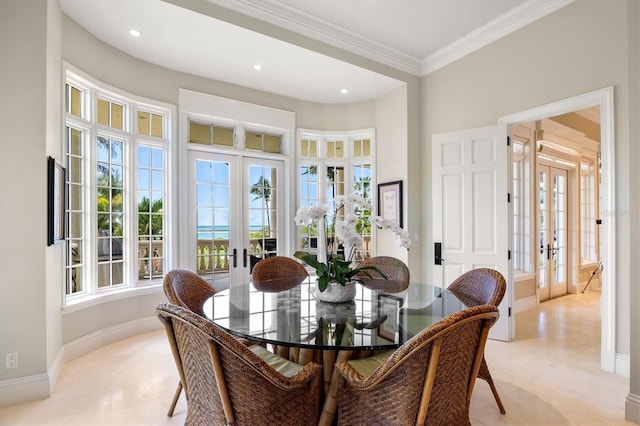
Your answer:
[59,0,572,104]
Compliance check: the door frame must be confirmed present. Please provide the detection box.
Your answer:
[500,86,616,373]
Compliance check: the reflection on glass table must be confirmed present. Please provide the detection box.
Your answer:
[202,279,468,351]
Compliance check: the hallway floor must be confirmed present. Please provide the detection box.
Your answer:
[0,290,632,425]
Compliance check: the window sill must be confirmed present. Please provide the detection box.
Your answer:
[62,283,163,314]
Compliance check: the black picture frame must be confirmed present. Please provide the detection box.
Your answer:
[47,156,66,246]
[377,180,403,227]
[377,294,403,341]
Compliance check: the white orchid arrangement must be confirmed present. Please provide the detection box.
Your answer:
[294,193,411,292]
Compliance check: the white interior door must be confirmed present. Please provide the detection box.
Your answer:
[537,164,568,301]
[432,125,511,341]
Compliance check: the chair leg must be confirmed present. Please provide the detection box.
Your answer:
[478,358,506,414]
[167,380,182,417]
[483,376,506,415]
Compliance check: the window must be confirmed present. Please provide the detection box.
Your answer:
[580,162,598,263]
[512,138,531,273]
[189,121,234,147]
[296,130,375,260]
[64,67,172,300]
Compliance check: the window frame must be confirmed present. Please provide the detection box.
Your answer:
[63,64,174,306]
[295,129,376,260]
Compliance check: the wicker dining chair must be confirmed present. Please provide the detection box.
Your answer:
[354,256,410,293]
[448,268,507,414]
[156,302,323,426]
[251,256,309,292]
[162,269,217,416]
[334,304,499,426]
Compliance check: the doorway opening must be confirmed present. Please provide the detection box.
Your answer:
[501,86,615,373]
[513,108,601,303]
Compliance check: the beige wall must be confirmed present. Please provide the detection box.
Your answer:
[0,0,52,392]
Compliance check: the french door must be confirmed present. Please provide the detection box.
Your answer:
[537,164,568,301]
[188,150,284,290]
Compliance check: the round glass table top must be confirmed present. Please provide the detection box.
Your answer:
[203,279,466,350]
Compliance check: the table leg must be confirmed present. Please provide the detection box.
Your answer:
[298,347,315,366]
[318,350,353,426]
[322,350,336,396]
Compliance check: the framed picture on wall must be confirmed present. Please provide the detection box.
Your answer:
[378,180,403,227]
[47,156,66,246]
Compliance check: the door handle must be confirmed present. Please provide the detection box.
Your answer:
[243,248,248,268]
[231,248,237,268]
[435,242,444,265]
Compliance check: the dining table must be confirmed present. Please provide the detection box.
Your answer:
[202,278,469,425]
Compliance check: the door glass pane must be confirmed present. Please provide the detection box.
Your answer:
[196,160,231,285]
[538,170,548,290]
[248,165,279,267]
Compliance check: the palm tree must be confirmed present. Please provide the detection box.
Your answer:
[250,176,271,233]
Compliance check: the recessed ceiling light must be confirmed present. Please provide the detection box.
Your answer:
[128,29,141,37]
[340,88,349,94]
[253,64,263,71]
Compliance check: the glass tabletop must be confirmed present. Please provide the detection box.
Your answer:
[203,279,468,350]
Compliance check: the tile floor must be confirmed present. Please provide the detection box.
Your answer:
[0,289,633,425]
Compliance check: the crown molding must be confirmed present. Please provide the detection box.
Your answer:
[422,0,574,75]
[205,0,423,75]
[205,0,573,78]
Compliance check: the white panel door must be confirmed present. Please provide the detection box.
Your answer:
[432,125,511,341]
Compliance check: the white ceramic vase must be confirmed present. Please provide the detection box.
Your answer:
[315,280,357,303]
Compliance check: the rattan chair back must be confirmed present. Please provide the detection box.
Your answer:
[156,302,323,425]
[447,268,507,415]
[355,256,410,293]
[251,256,309,292]
[448,267,506,307]
[163,269,216,317]
[335,304,498,426]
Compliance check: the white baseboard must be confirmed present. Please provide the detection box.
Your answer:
[514,295,537,313]
[626,392,640,424]
[615,353,630,378]
[0,373,51,407]
[0,316,162,408]
[64,315,161,362]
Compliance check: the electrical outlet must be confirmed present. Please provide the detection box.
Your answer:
[5,352,18,369]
